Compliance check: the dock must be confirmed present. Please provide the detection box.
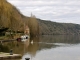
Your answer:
[0,52,22,60]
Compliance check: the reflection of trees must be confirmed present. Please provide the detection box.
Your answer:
[27,36,60,55]
[0,44,9,52]
[36,35,80,50]
[27,42,39,57]
[26,37,39,57]
[0,39,39,57]
[1,35,80,58]
[39,35,80,44]
[0,41,25,55]
[38,43,57,51]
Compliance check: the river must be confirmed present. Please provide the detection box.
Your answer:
[0,35,80,60]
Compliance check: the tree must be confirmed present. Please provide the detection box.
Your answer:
[28,13,39,37]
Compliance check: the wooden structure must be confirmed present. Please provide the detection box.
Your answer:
[0,52,22,60]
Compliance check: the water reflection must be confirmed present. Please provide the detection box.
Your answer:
[22,35,80,60]
[39,35,80,44]
[0,35,80,60]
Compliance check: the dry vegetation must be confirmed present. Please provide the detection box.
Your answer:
[0,0,39,37]
[0,0,80,38]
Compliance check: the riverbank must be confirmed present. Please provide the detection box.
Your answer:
[0,52,21,60]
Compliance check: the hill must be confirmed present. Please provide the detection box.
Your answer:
[38,19,80,35]
[0,0,80,37]
[0,0,39,37]
[0,0,24,31]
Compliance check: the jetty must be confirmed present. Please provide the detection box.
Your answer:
[0,52,22,60]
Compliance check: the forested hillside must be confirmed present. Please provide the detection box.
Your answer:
[0,0,39,37]
[0,0,80,37]
[0,0,23,31]
[38,19,80,35]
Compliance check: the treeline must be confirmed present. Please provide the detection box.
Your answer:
[1,0,80,37]
[0,0,39,37]
[38,19,80,35]
[0,0,23,31]
[23,15,39,37]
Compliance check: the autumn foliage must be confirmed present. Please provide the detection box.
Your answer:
[0,0,39,37]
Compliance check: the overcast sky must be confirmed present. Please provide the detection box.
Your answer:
[7,0,80,24]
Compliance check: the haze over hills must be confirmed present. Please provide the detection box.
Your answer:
[0,0,80,36]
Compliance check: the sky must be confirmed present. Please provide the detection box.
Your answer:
[7,0,80,24]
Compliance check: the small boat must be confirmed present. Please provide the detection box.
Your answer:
[21,35,29,41]
[17,24,30,42]
[16,35,29,42]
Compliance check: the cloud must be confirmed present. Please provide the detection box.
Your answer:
[7,0,80,24]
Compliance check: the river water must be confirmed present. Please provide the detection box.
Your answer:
[0,35,80,60]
